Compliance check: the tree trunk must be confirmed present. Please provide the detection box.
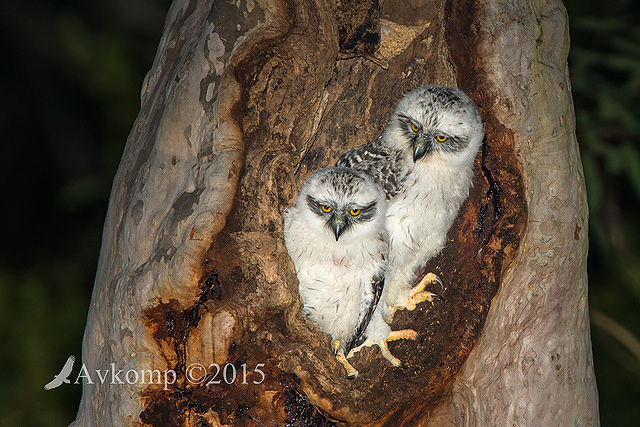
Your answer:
[73,0,599,425]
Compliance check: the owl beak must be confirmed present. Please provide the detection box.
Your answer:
[413,135,429,162]
[331,214,348,241]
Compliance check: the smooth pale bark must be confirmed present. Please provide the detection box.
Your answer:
[73,0,598,425]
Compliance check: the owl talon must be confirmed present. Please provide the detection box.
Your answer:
[333,340,359,378]
[346,329,420,370]
[377,340,403,367]
[337,354,359,379]
[411,272,443,296]
[348,339,403,367]
[332,339,341,356]
[391,272,444,316]
[432,292,445,303]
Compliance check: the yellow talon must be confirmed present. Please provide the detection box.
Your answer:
[333,340,359,379]
[391,272,444,316]
[346,329,420,369]
[410,273,442,296]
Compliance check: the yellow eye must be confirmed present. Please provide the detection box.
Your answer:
[321,205,332,213]
[436,134,448,142]
[410,123,420,133]
[349,208,361,216]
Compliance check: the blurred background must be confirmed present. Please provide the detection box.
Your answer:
[0,0,637,425]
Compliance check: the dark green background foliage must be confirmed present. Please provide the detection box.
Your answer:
[567,0,640,424]
[0,1,170,425]
[0,0,637,425]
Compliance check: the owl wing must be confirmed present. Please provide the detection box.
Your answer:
[345,271,385,354]
[336,136,407,199]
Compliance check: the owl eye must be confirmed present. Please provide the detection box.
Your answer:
[321,205,332,213]
[349,208,361,216]
[435,134,448,142]
[410,123,420,133]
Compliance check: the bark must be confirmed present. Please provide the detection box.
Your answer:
[72,0,599,425]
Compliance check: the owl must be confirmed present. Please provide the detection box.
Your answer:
[337,84,484,345]
[284,167,414,378]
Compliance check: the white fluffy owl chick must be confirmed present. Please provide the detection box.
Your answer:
[284,167,390,378]
[337,85,484,336]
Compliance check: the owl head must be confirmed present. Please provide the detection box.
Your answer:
[295,167,386,243]
[383,85,484,165]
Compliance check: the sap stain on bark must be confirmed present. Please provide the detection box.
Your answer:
[141,270,225,425]
[279,375,336,427]
[144,270,224,355]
